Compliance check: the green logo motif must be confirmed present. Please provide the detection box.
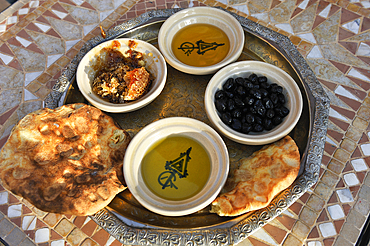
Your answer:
[158,147,192,190]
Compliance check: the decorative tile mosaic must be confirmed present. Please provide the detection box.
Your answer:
[0,0,370,245]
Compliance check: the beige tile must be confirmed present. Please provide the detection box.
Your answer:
[299,207,319,226]
[54,218,74,237]
[292,221,310,239]
[352,116,369,131]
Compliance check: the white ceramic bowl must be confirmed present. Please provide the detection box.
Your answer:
[76,38,167,113]
[158,7,244,75]
[205,61,303,145]
[123,117,229,216]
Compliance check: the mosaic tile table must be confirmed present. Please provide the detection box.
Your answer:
[0,0,370,245]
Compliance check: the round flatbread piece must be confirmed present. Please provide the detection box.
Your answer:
[0,103,130,215]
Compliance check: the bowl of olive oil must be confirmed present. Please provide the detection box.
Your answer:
[158,7,244,75]
[123,117,229,216]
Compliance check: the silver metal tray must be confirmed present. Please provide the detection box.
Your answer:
[44,8,330,246]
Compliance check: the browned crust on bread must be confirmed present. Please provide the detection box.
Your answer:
[210,135,300,216]
[0,103,130,215]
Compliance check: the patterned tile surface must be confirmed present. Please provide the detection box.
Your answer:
[0,0,370,245]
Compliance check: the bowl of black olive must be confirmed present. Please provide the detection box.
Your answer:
[204,61,303,145]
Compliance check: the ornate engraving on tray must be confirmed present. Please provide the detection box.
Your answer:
[47,8,330,246]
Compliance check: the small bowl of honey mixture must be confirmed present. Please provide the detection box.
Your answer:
[158,7,244,75]
[76,38,167,113]
[123,117,229,216]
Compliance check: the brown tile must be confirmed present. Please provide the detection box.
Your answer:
[8,59,23,71]
[81,219,98,237]
[92,228,110,246]
[336,178,345,188]
[0,43,14,56]
[248,237,270,246]
[36,218,47,228]
[0,136,10,151]
[342,85,367,101]
[350,185,360,197]
[308,226,320,239]
[325,142,337,155]
[327,129,344,143]
[343,162,353,172]
[263,224,287,244]
[322,155,331,166]
[289,202,303,215]
[50,230,63,240]
[361,17,370,32]
[27,43,44,54]
[331,105,356,120]
[337,95,361,111]
[319,78,337,91]
[359,132,369,144]
[348,76,370,91]
[323,237,335,246]
[10,217,22,227]
[312,15,326,29]
[46,29,61,39]
[340,8,361,24]
[329,117,349,132]
[352,147,362,158]
[334,219,345,233]
[342,204,351,215]
[276,215,296,230]
[22,205,32,215]
[80,238,99,246]
[328,193,338,204]
[317,209,329,222]
[328,60,350,74]
[356,171,366,183]
[0,105,18,125]
[339,27,355,40]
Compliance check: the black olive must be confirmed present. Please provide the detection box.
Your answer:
[270,83,279,93]
[225,91,234,99]
[253,124,264,132]
[260,88,268,98]
[244,81,254,90]
[249,74,258,83]
[280,106,290,117]
[244,113,255,124]
[276,85,283,94]
[255,116,263,125]
[249,106,257,114]
[242,123,253,134]
[260,82,270,90]
[258,76,267,83]
[235,77,244,86]
[254,99,263,108]
[244,96,254,106]
[234,97,245,108]
[263,98,274,109]
[253,84,260,89]
[278,93,286,104]
[231,118,242,131]
[236,86,246,97]
[263,118,273,130]
[221,112,232,125]
[227,99,235,111]
[232,108,243,118]
[215,90,225,100]
[215,99,227,112]
[223,78,235,91]
[272,116,282,125]
[256,105,266,117]
[270,93,279,105]
[251,89,262,99]
[266,109,275,118]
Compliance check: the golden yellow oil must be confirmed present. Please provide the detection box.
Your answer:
[171,23,230,67]
[141,135,211,201]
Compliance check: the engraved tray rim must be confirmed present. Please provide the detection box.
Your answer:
[44,8,330,246]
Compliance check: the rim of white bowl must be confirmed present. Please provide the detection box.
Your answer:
[123,117,229,216]
[76,38,167,113]
[158,6,244,75]
[205,61,303,145]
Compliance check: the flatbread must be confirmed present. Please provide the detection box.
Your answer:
[210,135,300,216]
[0,103,130,215]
